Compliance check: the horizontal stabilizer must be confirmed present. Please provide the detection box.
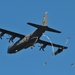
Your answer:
[27,22,42,28]
[46,26,61,33]
[27,22,61,33]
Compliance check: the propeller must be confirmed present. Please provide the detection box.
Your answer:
[7,35,15,43]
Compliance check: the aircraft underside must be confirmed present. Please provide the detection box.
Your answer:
[8,38,38,54]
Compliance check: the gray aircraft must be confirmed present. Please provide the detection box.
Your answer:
[0,12,68,55]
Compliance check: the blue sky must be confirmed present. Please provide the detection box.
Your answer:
[0,0,75,75]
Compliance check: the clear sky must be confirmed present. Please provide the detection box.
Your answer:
[0,0,75,75]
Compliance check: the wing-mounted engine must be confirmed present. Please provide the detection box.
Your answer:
[7,35,16,43]
[54,47,64,55]
[39,44,47,51]
[0,32,5,39]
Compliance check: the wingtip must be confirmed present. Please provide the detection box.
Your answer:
[63,46,68,49]
[59,31,61,33]
[27,22,30,24]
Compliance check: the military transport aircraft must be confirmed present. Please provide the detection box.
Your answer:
[0,12,68,55]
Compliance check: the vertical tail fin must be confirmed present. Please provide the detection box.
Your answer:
[42,12,48,26]
[27,12,61,33]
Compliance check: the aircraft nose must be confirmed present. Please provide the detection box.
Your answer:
[7,46,15,54]
[7,50,11,54]
[7,48,13,54]
[7,49,16,54]
[7,46,12,53]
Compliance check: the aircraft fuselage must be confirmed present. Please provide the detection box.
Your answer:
[8,28,45,54]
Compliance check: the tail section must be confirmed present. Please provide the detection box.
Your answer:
[42,12,48,26]
[27,22,61,33]
[27,12,61,33]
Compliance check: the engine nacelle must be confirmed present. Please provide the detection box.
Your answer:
[8,36,15,42]
[39,44,47,51]
[54,47,64,55]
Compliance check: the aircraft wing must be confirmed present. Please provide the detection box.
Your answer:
[37,39,68,49]
[0,28,25,39]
